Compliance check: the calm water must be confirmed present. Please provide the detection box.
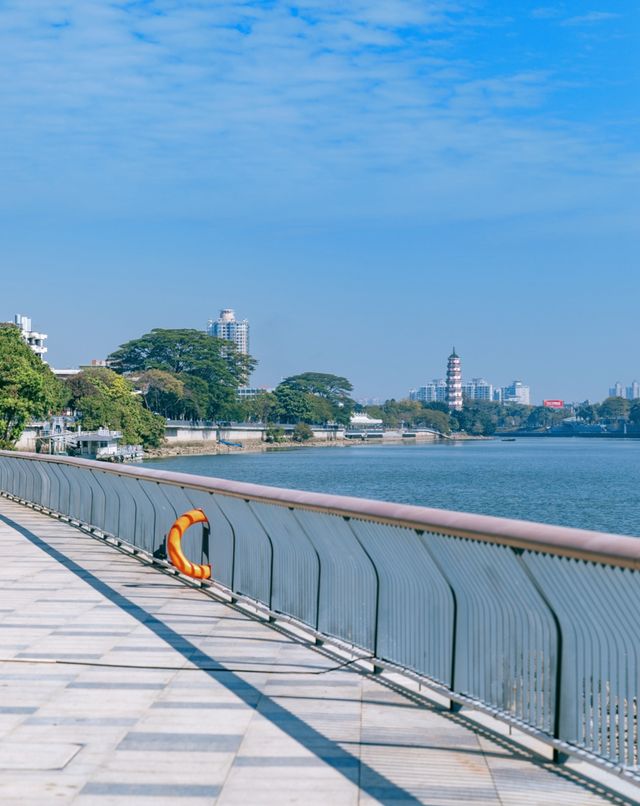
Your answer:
[140,438,640,536]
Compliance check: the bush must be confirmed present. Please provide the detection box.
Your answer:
[292,422,313,442]
[264,425,285,443]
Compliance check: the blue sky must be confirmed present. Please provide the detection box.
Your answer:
[1,1,638,403]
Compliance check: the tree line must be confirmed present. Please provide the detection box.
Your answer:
[0,326,356,449]
[3,322,638,449]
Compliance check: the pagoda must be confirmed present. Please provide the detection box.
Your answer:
[446,348,463,411]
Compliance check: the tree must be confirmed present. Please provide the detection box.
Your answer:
[525,406,567,430]
[108,329,256,420]
[136,370,186,418]
[134,370,209,421]
[630,401,640,424]
[241,391,278,424]
[66,368,165,447]
[278,372,354,425]
[599,396,629,420]
[418,408,451,434]
[577,403,599,423]
[423,401,450,414]
[0,325,65,449]
[274,385,313,424]
[451,401,506,436]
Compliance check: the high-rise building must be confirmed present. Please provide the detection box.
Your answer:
[609,382,624,398]
[207,309,249,355]
[462,377,493,401]
[627,381,640,400]
[446,348,463,411]
[409,379,447,403]
[13,314,48,360]
[502,381,530,406]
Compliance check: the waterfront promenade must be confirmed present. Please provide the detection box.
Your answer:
[0,497,630,805]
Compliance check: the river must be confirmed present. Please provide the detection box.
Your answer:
[140,437,640,537]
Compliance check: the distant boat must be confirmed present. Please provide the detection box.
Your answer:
[501,438,517,442]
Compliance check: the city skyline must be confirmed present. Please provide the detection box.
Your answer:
[6,307,635,406]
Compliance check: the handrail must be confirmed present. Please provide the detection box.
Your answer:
[1,448,638,779]
[1,449,638,569]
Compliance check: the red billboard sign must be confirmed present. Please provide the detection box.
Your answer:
[543,399,564,409]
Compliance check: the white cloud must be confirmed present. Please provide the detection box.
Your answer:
[0,1,635,227]
[562,11,620,25]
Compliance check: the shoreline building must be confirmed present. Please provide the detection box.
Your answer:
[13,314,48,361]
[446,348,463,411]
[207,309,249,355]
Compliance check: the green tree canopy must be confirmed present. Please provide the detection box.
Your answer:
[134,369,209,421]
[274,385,313,424]
[241,391,278,424]
[452,401,499,436]
[0,325,65,449]
[278,372,354,425]
[599,396,629,419]
[525,406,568,430]
[108,329,256,420]
[630,401,640,424]
[577,403,599,423]
[66,368,165,447]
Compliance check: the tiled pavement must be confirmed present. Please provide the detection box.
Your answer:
[0,497,634,805]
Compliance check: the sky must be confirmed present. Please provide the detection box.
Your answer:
[0,1,638,404]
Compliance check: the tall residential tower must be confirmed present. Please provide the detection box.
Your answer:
[207,309,249,355]
[446,348,463,411]
[13,314,48,361]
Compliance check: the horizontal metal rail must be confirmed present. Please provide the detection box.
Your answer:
[0,449,638,783]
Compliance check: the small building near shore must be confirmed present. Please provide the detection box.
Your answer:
[71,429,143,461]
[349,413,384,428]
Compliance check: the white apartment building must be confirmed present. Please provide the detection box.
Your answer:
[14,314,48,360]
[237,386,273,400]
[502,381,530,406]
[409,379,448,403]
[462,377,493,401]
[207,309,249,355]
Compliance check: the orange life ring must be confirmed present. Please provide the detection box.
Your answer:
[166,509,212,580]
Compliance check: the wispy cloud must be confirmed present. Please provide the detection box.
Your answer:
[562,11,620,25]
[0,1,636,226]
[530,7,561,20]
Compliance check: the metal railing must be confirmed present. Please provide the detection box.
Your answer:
[0,450,639,780]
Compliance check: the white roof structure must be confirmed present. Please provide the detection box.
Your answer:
[350,413,383,426]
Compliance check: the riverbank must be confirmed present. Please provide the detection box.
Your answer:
[143,437,353,459]
[142,432,485,459]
